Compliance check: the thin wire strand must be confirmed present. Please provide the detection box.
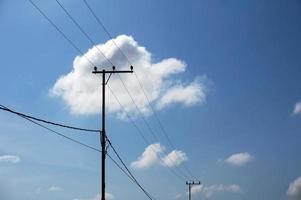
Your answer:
[55,0,114,67]
[116,74,190,180]
[0,104,101,152]
[133,72,198,180]
[28,0,97,68]
[107,84,187,181]
[107,138,156,200]
[81,0,132,67]
[107,85,151,145]
[0,105,99,133]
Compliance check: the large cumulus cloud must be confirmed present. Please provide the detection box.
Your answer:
[51,35,207,117]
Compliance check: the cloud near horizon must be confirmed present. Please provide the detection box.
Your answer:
[287,176,301,199]
[48,186,63,192]
[131,143,187,169]
[73,192,114,200]
[293,101,301,115]
[191,184,241,198]
[51,35,208,118]
[0,155,20,164]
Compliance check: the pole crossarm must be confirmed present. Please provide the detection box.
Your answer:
[92,66,133,74]
[186,181,201,186]
[186,181,201,200]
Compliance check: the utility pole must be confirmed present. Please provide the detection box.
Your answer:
[186,181,201,200]
[93,66,133,200]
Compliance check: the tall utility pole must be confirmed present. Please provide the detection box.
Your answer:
[186,181,201,200]
[93,66,133,200]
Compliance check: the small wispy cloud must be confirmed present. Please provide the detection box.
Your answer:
[73,192,114,200]
[224,152,254,166]
[48,186,63,192]
[292,101,301,115]
[173,193,182,199]
[131,143,187,169]
[287,176,301,199]
[191,184,241,198]
[0,155,20,164]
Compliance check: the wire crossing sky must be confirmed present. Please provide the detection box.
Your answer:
[0,1,301,200]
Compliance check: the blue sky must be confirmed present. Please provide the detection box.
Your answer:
[0,0,301,200]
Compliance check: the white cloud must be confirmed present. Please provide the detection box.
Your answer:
[163,150,187,167]
[51,35,207,117]
[287,176,301,199]
[94,193,114,200]
[131,143,187,169]
[174,193,182,199]
[156,78,206,109]
[74,193,114,200]
[131,143,164,169]
[191,184,241,198]
[0,155,20,164]
[225,152,253,166]
[293,101,301,115]
[35,187,42,195]
[48,186,63,192]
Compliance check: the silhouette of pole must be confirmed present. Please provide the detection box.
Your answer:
[101,69,106,200]
[93,66,133,200]
[186,181,201,200]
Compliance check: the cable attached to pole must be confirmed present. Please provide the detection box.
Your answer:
[0,104,99,133]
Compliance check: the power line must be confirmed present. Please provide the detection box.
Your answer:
[28,0,97,68]
[107,85,152,145]
[107,84,187,181]
[107,138,156,200]
[81,0,133,67]
[0,104,101,152]
[116,74,190,180]
[133,72,199,180]
[0,104,99,133]
[0,104,156,200]
[54,0,114,67]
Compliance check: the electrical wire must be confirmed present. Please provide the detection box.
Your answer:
[0,104,100,152]
[0,104,99,133]
[107,85,151,145]
[133,72,199,180]
[107,138,156,200]
[28,0,97,68]
[55,0,114,67]
[81,0,132,67]
[0,104,156,200]
[116,74,190,180]
[107,85,187,181]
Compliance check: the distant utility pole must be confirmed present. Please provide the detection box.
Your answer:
[186,181,201,200]
[93,66,133,200]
